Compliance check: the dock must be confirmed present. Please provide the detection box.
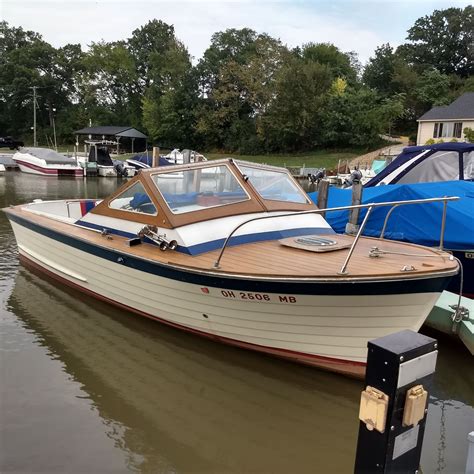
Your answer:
[0,154,18,169]
[426,290,474,355]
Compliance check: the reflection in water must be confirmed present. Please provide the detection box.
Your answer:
[9,268,360,473]
[1,172,473,473]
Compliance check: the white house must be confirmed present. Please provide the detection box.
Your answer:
[417,92,474,145]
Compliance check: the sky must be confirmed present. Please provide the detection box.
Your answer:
[1,0,471,64]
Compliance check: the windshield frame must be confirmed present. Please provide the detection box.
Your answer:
[151,163,251,215]
[235,161,311,206]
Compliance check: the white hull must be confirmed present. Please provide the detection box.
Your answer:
[13,151,83,177]
[98,166,117,177]
[10,220,442,376]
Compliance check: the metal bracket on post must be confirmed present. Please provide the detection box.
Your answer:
[354,330,438,473]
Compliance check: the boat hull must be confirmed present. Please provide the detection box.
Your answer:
[15,159,83,177]
[8,216,454,377]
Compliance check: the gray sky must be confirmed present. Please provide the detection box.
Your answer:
[1,0,471,63]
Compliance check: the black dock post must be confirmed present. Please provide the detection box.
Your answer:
[354,329,438,473]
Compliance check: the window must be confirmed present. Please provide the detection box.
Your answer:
[463,151,474,180]
[397,151,459,184]
[152,165,249,214]
[238,165,309,204]
[454,122,462,138]
[109,182,157,215]
[433,122,463,139]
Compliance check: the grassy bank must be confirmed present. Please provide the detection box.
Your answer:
[205,150,360,169]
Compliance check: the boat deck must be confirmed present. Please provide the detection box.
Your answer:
[7,205,458,281]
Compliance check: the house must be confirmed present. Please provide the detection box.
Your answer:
[416,92,474,145]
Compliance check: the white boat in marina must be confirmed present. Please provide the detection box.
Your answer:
[77,141,136,177]
[3,159,458,377]
[12,147,84,177]
[164,148,207,164]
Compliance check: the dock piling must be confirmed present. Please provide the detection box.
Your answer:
[316,180,329,218]
[345,182,363,235]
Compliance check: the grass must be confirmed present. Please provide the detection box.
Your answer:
[205,150,361,171]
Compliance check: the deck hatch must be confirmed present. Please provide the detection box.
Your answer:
[279,234,353,253]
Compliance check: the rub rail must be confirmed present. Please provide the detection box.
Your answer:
[213,196,459,274]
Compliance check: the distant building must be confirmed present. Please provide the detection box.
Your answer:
[417,92,474,145]
[74,126,147,153]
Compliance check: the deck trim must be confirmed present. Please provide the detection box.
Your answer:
[6,210,457,296]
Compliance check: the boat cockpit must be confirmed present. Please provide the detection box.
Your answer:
[22,159,334,255]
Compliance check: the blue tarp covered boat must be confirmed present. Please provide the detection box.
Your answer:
[308,180,474,297]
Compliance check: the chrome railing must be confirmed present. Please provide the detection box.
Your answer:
[213,196,459,274]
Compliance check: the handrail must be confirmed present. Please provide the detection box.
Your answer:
[213,196,459,273]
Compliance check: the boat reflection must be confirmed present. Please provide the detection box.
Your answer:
[9,267,361,473]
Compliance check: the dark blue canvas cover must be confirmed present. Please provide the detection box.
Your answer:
[308,180,474,250]
[365,142,474,187]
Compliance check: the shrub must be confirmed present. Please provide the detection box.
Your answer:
[425,138,435,145]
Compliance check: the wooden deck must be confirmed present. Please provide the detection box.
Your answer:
[8,205,458,280]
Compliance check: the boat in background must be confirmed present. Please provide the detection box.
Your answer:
[365,142,474,187]
[3,159,458,377]
[126,154,172,171]
[126,149,207,171]
[12,147,84,177]
[76,141,136,177]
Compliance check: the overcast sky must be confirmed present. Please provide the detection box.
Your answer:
[1,0,470,64]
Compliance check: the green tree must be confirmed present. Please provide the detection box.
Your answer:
[398,6,473,77]
[196,29,289,151]
[320,87,396,147]
[0,21,84,143]
[301,43,359,84]
[260,59,333,151]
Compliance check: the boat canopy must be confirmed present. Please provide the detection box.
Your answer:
[88,145,114,166]
[20,147,78,165]
[91,159,316,228]
[365,142,474,187]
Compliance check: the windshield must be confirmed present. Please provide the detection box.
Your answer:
[238,165,308,204]
[152,165,249,214]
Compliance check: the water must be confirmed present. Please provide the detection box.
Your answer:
[1,172,473,473]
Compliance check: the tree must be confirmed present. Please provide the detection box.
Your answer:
[398,6,473,77]
[0,22,84,143]
[195,29,289,151]
[320,87,400,147]
[82,41,139,126]
[301,43,359,84]
[363,44,396,94]
[260,59,333,151]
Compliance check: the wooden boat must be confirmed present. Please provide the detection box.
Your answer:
[3,159,459,376]
[12,147,84,177]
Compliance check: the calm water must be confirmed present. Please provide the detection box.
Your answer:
[0,172,473,473]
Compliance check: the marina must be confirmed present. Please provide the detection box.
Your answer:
[1,6,473,471]
[0,171,473,473]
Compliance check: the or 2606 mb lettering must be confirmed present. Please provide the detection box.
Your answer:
[220,290,296,303]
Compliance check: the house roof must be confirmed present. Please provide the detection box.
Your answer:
[74,126,147,139]
[418,92,474,121]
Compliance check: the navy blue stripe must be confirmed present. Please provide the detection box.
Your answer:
[75,219,335,255]
[7,212,452,296]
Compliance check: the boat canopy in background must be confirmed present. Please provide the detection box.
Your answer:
[20,147,78,165]
[308,180,474,250]
[365,142,474,187]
